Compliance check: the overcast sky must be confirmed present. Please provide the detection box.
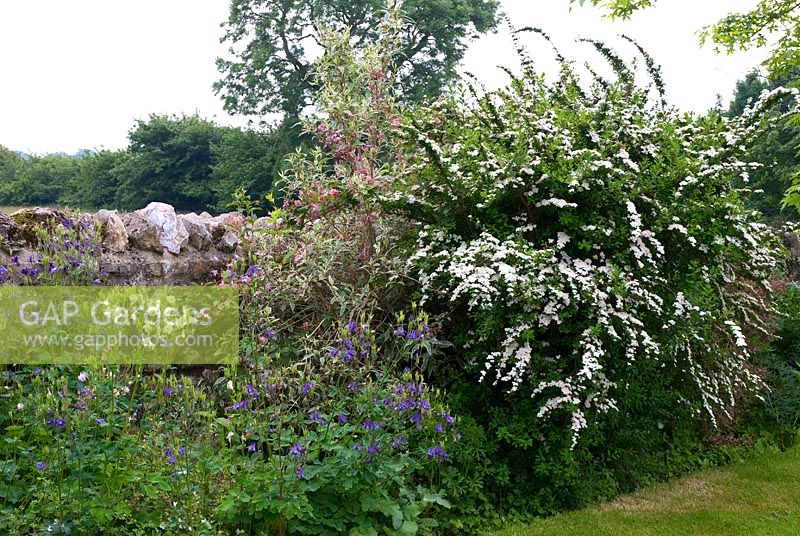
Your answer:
[0,0,766,155]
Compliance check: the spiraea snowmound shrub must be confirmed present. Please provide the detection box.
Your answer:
[392,32,799,466]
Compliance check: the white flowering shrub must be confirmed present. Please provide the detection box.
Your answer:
[392,35,799,447]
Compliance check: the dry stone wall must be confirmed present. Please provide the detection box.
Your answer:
[0,202,243,285]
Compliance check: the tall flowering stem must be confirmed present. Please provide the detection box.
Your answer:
[226,6,415,349]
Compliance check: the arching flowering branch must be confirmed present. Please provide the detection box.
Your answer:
[396,37,800,447]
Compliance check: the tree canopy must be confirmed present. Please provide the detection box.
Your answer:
[725,71,800,222]
[214,0,500,117]
[573,0,800,79]
[0,118,283,213]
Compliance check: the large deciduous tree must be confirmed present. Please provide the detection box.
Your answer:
[113,115,282,213]
[215,0,500,117]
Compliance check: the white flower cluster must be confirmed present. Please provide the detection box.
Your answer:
[403,63,787,447]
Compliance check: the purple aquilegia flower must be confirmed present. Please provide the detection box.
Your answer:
[366,442,380,455]
[406,382,424,396]
[342,338,354,350]
[21,267,41,277]
[329,348,339,358]
[407,329,422,340]
[343,349,356,362]
[410,412,422,424]
[301,381,314,394]
[246,384,259,397]
[163,386,175,397]
[295,465,305,479]
[228,398,249,411]
[435,423,444,433]
[94,418,107,426]
[164,448,177,465]
[336,414,348,424]
[35,461,47,471]
[245,265,263,278]
[427,444,448,460]
[33,368,42,376]
[6,371,14,381]
[47,417,66,430]
[346,320,358,334]
[441,411,456,426]
[10,255,19,266]
[289,443,306,457]
[179,447,187,456]
[395,326,406,337]
[247,442,257,453]
[391,435,407,449]
[262,328,275,340]
[362,419,380,430]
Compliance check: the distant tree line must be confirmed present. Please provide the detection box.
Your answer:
[0,115,300,213]
[0,0,502,215]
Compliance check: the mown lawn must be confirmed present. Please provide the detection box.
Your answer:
[495,446,800,536]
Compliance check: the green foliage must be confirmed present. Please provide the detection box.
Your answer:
[572,0,655,19]
[573,0,800,81]
[0,153,80,206]
[222,5,417,350]
[726,71,800,221]
[0,145,23,186]
[0,333,459,534]
[0,118,288,213]
[391,33,789,520]
[114,115,228,212]
[122,114,219,206]
[700,0,800,80]
[64,150,131,209]
[211,119,301,212]
[5,4,800,534]
[215,0,500,116]
[745,284,800,448]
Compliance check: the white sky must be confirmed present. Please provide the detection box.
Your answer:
[0,0,766,155]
